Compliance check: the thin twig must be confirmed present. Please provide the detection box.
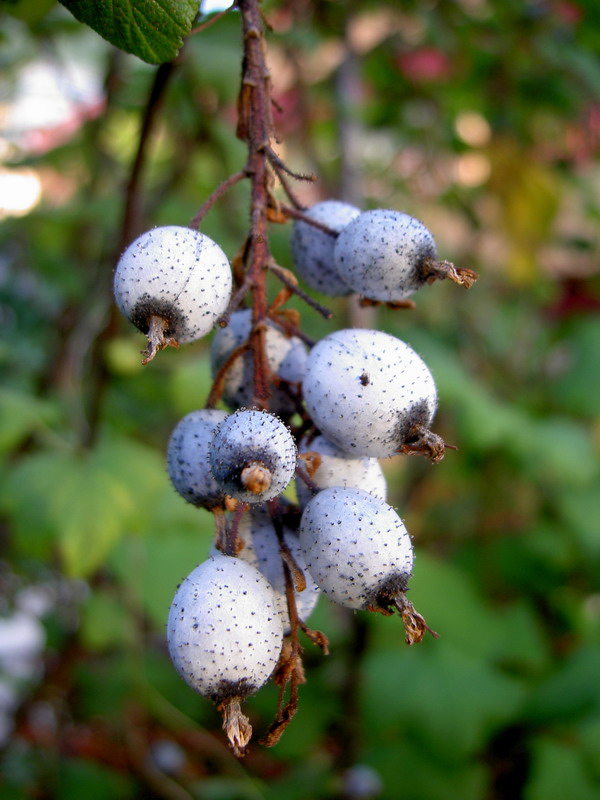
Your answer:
[218,276,253,327]
[189,170,248,229]
[268,263,333,319]
[206,340,249,408]
[270,162,307,209]
[265,145,316,182]
[265,311,316,347]
[280,203,339,236]
[190,2,238,35]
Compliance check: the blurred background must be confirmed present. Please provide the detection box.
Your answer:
[1,0,599,798]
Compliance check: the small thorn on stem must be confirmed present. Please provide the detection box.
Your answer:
[421,259,479,289]
[397,424,447,463]
[299,621,330,654]
[218,696,253,757]
[393,593,439,645]
[241,462,272,495]
[141,315,179,365]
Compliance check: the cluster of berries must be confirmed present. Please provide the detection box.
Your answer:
[113,202,477,754]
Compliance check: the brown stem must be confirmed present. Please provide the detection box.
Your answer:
[218,276,253,327]
[189,170,247,229]
[265,145,316,182]
[397,424,449,464]
[295,461,320,495]
[218,696,253,757]
[270,161,306,209]
[268,263,333,319]
[141,315,180,365]
[265,311,316,347]
[205,339,249,408]
[222,503,248,556]
[280,203,338,236]
[393,593,439,645]
[120,61,177,252]
[190,2,237,35]
[236,0,274,411]
[260,501,305,746]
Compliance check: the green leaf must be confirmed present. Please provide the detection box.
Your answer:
[365,738,486,800]
[0,450,73,560]
[0,435,170,576]
[558,486,600,556]
[110,515,213,627]
[526,737,600,800]
[80,590,133,651]
[57,758,133,800]
[51,452,135,577]
[361,642,523,761]
[0,389,59,453]
[524,646,600,725]
[0,0,55,24]
[57,0,200,64]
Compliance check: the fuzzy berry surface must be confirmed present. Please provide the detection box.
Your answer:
[167,409,228,509]
[302,328,437,458]
[297,434,387,508]
[334,209,437,302]
[167,554,284,703]
[298,487,414,611]
[113,226,232,343]
[209,409,297,504]
[291,200,360,296]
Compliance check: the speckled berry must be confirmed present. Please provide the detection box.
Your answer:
[299,488,435,644]
[296,434,387,508]
[167,553,283,700]
[291,200,360,296]
[210,309,307,416]
[302,328,445,462]
[167,553,284,754]
[209,409,297,503]
[334,209,477,303]
[114,226,233,363]
[299,487,413,611]
[234,507,320,631]
[167,409,228,509]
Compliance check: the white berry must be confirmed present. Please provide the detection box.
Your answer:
[333,210,436,302]
[299,487,413,611]
[210,309,307,416]
[296,434,387,508]
[209,409,297,503]
[291,200,360,296]
[167,554,284,702]
[114,226,232,363]
[167,409,228,509]
[302,328,444,462]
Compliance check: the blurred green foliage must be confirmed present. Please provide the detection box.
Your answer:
[1,1,599,798]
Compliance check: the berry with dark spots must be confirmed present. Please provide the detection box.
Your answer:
[114,226,232,363]
[167,409,228,509]
[302,328,446,462]
[291,200,360,296]
[209,409,297,503]
[334,209,477,303]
